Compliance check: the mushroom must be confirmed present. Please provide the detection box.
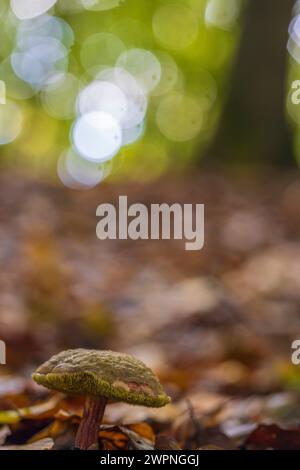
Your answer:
[32,349,170,450]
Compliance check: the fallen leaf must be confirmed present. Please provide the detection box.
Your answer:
[245,424,300,450]
[0,395,63,424]
[99,425,154,450]
[155,433,181,450]
[0,438,54,450]
[119,427,154,450]
[127,423,155,442]
[99,426,128,450]
[28,420,70,442]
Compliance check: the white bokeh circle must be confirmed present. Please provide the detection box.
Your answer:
[72,111,122,162]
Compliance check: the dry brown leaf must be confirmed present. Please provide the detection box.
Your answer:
[28,420,70,443]
[245,424,300,450]
[99,427,129,450]
[99,425,154,450]
[0,395,63,424]
[127,423,155,442]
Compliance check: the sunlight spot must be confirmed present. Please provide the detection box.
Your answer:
[10,0,58,20]
[72,111,122,162]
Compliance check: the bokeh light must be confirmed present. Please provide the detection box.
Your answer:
[116,48,162,93]
[0,0,244,188]
[16,15,74,50]
[77,80,128,122]
[72,111,122,162]
[41,72,83,120]
[0,100,23,145]
[10,0,58,20]
[81,0,123,12]
[111,18,153,49]
[122,122,145,146]
[156,92,203,142]
[11,14,74,92]
[11,38,69,89]
[0,58,35,100]
[150,51,180,97]
[205,0,240,30]
[57,151,85,190]
[57,0,84,14]
[152,4,199,50]
[58,148,111,189]
[97,67,148,128]
[65,147,106,187]
[80,32,125,76]
[288,37,300,64]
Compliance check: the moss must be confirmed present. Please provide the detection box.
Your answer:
[32,349,170,408]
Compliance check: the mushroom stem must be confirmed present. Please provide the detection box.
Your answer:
[75,396,107,450]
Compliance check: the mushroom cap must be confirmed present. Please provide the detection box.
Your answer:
[32,349,170,407]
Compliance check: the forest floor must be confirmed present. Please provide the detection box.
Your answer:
[1,168,300,450]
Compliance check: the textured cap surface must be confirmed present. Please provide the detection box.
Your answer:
[32,349,170,407]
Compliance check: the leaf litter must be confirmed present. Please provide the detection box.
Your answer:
[1,171,300,449]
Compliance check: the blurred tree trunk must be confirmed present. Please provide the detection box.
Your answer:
[204,0,295,166]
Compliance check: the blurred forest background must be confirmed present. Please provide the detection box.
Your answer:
[1,0,300,451]
[1,0,300,175]
[0,0,239,182]
[1,0,300,181]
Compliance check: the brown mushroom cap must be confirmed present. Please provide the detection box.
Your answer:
[32,349,170,407]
